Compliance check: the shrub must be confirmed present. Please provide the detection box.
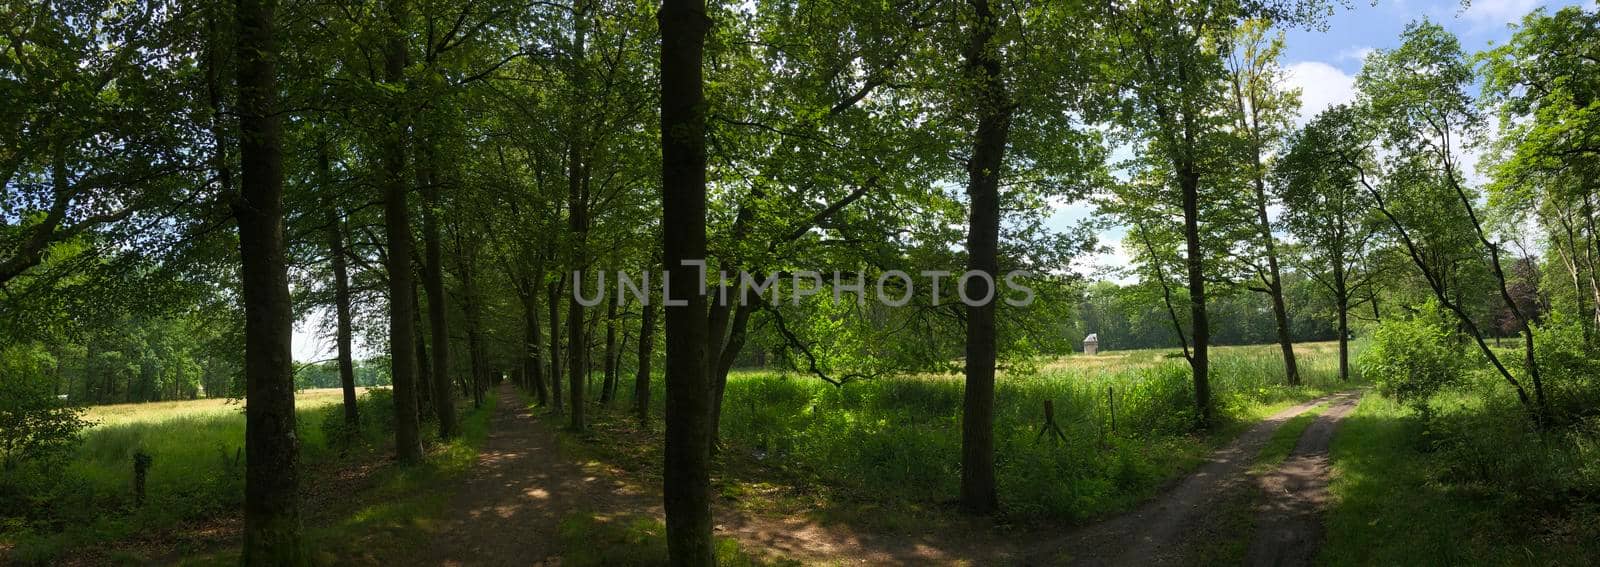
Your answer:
[0,346,91,472]
[1530,314,1600,421]
[319,388,397,449]
[1358,304,1462,417]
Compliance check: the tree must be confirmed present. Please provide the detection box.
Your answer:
[658,0,716,564]
[955,0,1011,516]
[1277,104,1382,381]
[380,0,425,463]
[1358,21,1549,422]
[1098,0,1237,426]
[1224,20,1301,385]
[231,0,304,560]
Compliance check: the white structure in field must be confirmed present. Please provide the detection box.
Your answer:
[1083,333,1099,356]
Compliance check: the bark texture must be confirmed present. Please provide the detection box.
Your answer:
[232,0,305,560]
[659,0,716,562]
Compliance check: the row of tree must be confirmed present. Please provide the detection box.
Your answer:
[5,0,1598,563]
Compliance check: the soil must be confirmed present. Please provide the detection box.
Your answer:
[1244,391,1361,567]
[1019,391,1361,566]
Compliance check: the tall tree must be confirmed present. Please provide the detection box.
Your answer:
[1359,21,1549,422]
[1224,21,1300,385]
[658,0,715,563]
[956,0,1011,516]
[565,0,594,432]
[231,0,304,560]
[419,138,460,436]
[381,0,424,462]
[1277,104,1380,382]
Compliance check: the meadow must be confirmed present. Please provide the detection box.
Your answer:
[555,341,1361,533]
[0,387,492,564]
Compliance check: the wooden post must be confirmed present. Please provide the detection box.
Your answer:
[1035,399,1068,445]
[133,451,152,506]
[1108,386,1116,434]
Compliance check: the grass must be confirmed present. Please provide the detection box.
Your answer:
[1,387,493,565]
[1322,383,1600,565]
[303,391,497,565]
[81,388,362,427]
[553,512,797,566]
[549,340,1361,537]
[1249,403,1326,475]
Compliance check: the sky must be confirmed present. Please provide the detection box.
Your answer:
[1055,0,1593,283]
[290,0,1591,363]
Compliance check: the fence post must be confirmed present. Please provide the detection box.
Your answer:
[133,451,152,506]
[1108,386,1116,434]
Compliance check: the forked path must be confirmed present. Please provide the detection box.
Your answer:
[417,385,1360,565]
[1024,390,1362,566]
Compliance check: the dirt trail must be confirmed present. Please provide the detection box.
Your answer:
[417,384,658,566]
[1024,391,1361,566]
[1244,392,1361,567]
[419,385,1360,566]
[415,384,1002,565]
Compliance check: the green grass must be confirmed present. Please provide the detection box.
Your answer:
[1249,403,1326,474]
[553,512,796,567]
[1322,383,1600,565]
[1,388,495,565]
[556,341,1360,532]
[305,391,497,564]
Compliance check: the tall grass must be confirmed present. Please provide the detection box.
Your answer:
[706,341,1357,524]
[2,389,397,562]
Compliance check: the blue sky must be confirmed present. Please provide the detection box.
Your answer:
[1054,0,1593,283]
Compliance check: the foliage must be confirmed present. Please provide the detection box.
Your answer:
[1530,314,1600,421]
[1325,389,1600,565]
[0,344,90,472]
[1357,304,1462,417]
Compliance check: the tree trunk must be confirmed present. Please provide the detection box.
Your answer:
[564,0,592,432]
[601,294,620,405]
[462,247,487,410]
[232,0,304,559]
[380,0,423,463]
[548,276,565,414]
[635,286,657,423]
[1180,166,1212,427]
[327,204,359,427]
[417,142,459,437]
[958,0,1011,516]
[316,133,359,428]
[522,282,548,405]
[413,283,434,422]
[659,0,716,563]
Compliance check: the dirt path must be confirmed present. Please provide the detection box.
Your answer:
[418,384,658,566]
[417,383,1004,565]
[419,385,1360,566]
[1023,391,1361,566]
[1244,392,1361,567]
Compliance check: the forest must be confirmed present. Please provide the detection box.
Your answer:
[2,0,1598,564]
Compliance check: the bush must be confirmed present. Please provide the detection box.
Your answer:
[1358,304,1462,417]
[319,388,398,449]
[0,346,91,472]
[1530,314,1600,421]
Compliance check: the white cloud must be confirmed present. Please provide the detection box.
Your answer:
[1460,0,1540,27]
[1337,46,1375,63]
[1285,61,1357,125]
